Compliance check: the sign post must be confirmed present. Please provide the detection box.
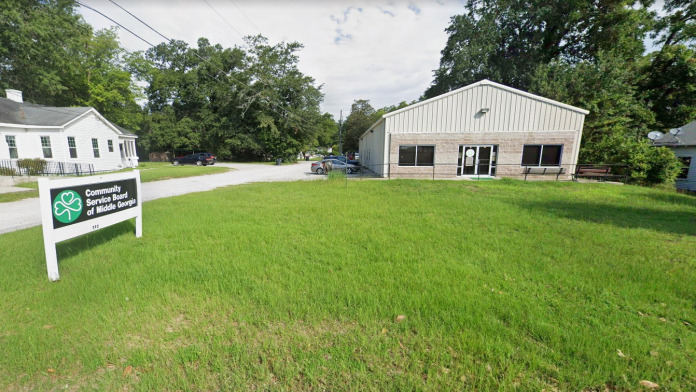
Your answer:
[38,171,142,281]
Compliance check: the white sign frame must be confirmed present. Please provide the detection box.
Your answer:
[38,170,142,281]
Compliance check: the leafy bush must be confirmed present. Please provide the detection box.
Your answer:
[627,144,682,186]
[16,158,47,176]
[0,166,17,176]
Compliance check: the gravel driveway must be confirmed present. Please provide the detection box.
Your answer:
[0,162,321,234]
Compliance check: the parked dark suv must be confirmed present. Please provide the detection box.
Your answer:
[172,153,217,166]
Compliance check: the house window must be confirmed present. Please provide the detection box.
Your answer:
[5,135,18,159]
[522,144,563,166]
[678,157,691,180]
[40,136,53,158]
[108,140,114,152]
[92,138,100,158]
[399,145,435,166]
[68,137,77,158]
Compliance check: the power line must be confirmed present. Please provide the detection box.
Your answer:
[228,0,262,35]
[107,0,172,43]
[75,1,156,47]
[77,0,312,125]
[200,0,245,40]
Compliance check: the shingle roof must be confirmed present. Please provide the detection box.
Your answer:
[112,123,135,136]
[0,97,136,138]
[0,97,91,126]
[653,120,696,146]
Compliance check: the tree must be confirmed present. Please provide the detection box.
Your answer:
[424,0,654,98]
[0,1,143,132]
[241,36,324,161]
[314,113,338,148]
[652,0,696,48]
[529,52,681,185]
[637,45,696,129]
[0,0,90,105]
[134,35,325,160]
[377,101,413,116]
[342,100,381,152]
[134,38,248,155]
[638,0,696,129]
[78,29,145,132]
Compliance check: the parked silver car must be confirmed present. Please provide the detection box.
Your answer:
[310,159,360,174]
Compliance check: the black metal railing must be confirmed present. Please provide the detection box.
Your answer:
[0,159,95,178]
[317,161,632,182]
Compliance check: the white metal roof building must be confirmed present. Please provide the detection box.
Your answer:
[652,120,696,192]
[359,80,589,179]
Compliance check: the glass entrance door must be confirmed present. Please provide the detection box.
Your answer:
[457,145,497,176]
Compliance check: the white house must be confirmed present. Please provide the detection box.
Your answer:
[0,89,138,172]
[358,80,588,179]
[652,120,696,192]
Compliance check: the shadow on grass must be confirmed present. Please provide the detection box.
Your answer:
[56,220,135,260]
[517,199,696,236]
[640,190,696,207]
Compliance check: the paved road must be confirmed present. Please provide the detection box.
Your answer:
[0,162,320,235]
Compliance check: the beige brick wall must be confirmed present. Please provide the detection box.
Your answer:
[387,132,579,179]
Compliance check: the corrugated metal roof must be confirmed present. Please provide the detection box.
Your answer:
[653,120,696,146]
[383,80,590,118]
[361,79,588,139]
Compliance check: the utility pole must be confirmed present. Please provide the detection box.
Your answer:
[338,110,344,155]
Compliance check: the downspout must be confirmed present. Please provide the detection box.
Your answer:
[387,131,391,179]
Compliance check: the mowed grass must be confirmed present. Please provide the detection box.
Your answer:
[0,179,694,390]
[0,162,229,203]
[0,181,39,203]
[121,161,230,182]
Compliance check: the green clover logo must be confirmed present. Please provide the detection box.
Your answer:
[53,190,83,224]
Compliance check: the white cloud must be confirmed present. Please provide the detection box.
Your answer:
[78,0,463,119]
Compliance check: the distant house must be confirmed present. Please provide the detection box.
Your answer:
[0,89,138,172]
[652,120,696,192]
[358,80,588,179]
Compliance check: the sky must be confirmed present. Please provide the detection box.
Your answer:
[77,0,466,120]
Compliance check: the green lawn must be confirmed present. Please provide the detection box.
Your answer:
[122,161,229,182]
[0,181,39,203]
[0,162,229,203]
[0,180,694,390]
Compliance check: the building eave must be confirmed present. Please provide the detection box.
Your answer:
[384,79,590,118]
[359,117,386,140]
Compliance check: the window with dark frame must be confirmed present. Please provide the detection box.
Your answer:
[521,144,563,166]
[678,156,691,179]
[108,140,114,152]
[399,145,434,166]
[68,136,77,158]
[5,135,18,159]
[40,136,53,158]
[92,138,100,158]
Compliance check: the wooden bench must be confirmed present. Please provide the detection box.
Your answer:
[573,166,612,181]
[523,166,565,181]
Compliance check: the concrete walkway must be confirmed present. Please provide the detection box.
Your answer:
[0,162,321,235]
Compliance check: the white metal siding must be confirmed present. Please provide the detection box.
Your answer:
[674,147,696,191]
[385,84,584,134]
[359,121,387,176]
